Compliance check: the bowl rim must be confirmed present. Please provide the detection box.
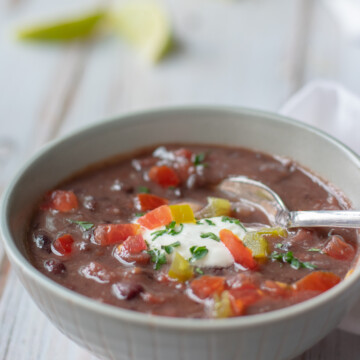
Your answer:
[2,105,360,331]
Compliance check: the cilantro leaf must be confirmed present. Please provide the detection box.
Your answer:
[308,248,323,253]
[200,232,220,242]
[221,216,247,231]
[68,219,94,231]
[137,186,150,194]
[134,212,145,218]
[189,245,208,262]
[148,249,167,270]
[270,251,317,270]
[150,229,167,241]
[193,152,209,167]
[204,219,215,226]
[195,267,204,275]
[161,241,181,254]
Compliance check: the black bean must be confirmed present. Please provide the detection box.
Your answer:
[44,259,66,275]
[112,282,144,300]
[123,185,134,194]
[33,233,51,253]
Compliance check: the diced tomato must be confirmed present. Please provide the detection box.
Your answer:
[228,294,245,316]
[52,234,74,255]
[116,235,150,265]
[148,165,180,188]
[43,190,78,212]
[93,224,140,246]
[174,148,193,161]
[261,280,292,298]
[219,229,258,270]
[323,235,355,261]
[229,287,263,307]
[190,276,225,299]
[292,271,341,293]
[137,193,168,211]
[137,205,173,230]
[122,234,147,253]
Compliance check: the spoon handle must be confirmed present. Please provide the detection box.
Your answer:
[286,211,360,228]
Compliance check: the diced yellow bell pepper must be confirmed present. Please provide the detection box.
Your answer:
[199,197,232,218]
[243,232,269,259]
[168,252,194,282]
[256,227,288,238]
[169,204,196,224]
[213,291,233,318]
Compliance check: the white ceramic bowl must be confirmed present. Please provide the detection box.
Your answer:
[2,107,360,360]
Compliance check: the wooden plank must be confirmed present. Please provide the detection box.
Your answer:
[303,0,360,97]
[295,329,360,360]
[0,270,98,360]
[59,0,304,136]
[1,0,360,359]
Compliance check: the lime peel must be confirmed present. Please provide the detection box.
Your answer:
[110,0,173,62]
[17,10,106,41]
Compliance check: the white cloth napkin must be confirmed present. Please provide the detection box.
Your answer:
[280,79,360,335]
[322,0,360,42]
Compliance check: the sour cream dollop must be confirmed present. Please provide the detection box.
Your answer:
[141,217,249,268]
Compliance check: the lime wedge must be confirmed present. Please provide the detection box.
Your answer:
[111,0,173,62]
[17,10,105,41]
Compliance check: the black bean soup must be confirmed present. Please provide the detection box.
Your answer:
[27,145,358,318]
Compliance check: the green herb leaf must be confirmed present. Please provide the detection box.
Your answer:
[68,219,94,231]
[200,232,220,242]
[189,245,208,262]
[302,262,317,270]
[196,220,202,225]
[151,229,167,241]
[195,267,204,275]
[151,222,184,240]
[308,248,323,253]
[270,251,317,270]
[193,152,209,167]
[168,223,184,236]
[138,186,150,194]
[275,243,284,249]
[205,219,215,226]
[148,248,167,270]
[221,216,247,232]
[134,212,145,218]
[161,241,181,254]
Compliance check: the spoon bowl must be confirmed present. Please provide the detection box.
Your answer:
[220,176,360,228]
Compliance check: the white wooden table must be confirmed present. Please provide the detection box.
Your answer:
[1,0,360,358]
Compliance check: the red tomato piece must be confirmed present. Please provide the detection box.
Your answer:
[116,235,150,265]
[219,229,258,270]
[323,235,355,261]
[52,234,74,256]
[93,224,140,246]
[190,276,225,299]
[123,234,148,254]
[292,271,341,293]
[137,193,169,211]
[261,280,292,298]
[148,165,180,187]
[137,205,173,230]
[229,287,263,307]
[45,190,78,212]
[228,294,245,316]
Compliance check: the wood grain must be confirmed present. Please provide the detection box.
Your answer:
[0,0,360,358]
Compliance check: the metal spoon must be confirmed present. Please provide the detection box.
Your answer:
[219,176,360,228]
